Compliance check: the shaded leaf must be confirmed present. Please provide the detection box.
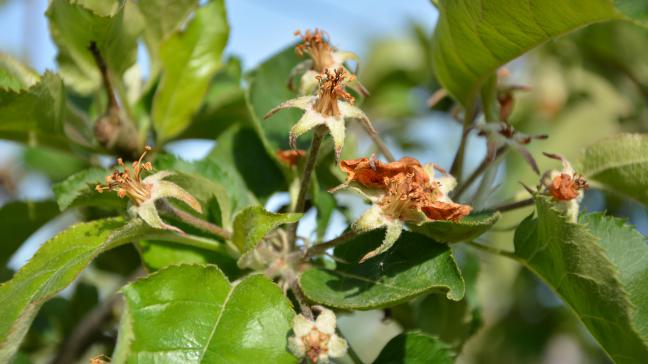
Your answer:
[152,0,229,141]
[0,201,59,267]
[431,0,623,106]
[300,230,464,309]
[137,0,198,60]
[47,0,143,93]
[0,72,68,149]
[116,264,296,363]
[580,133,648,206]
[514,197,648,363]
[373,331,455,364]
[232,206,302,254]
[22,146,88,182]
[412,211,499,243]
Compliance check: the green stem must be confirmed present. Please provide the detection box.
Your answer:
[148,231,228,253]
[157,199,232,240]
[290,281,314,320]
[466,241,521,262]
[304,230,357,258]
[453,146,508,201]
[450,102,478,181]
[489,198,534,213]
[288,126,326,246]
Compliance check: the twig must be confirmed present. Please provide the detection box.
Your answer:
[89,41,118,111]
[466,241,521,262]
[304,230,357,258]
[290,281,313,320]
[288,126,326,246]
[157,199,232,240]
[453,146,508,201]
[450,104,479,181]
[52,269,145,364]
[489,198,534,213]
[336,328,363,364]
[357,117,395,162]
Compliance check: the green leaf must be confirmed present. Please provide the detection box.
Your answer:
[136,240,239,278]
[207,125,288,203]
[116,264,296,363]
[0,53,39,91]
[431,0,624,106]
[580,133,648,206]
[47,0,143,93]
[514,197,648,363]
[0,218,146,361]
[22,146,88,182]
[152,0,229,142]
[52,167,126,211]
[232,206,302,254]
[247,46,303,150]
[617,0,648,21]
[0,72,69,149]
[0,201,59,267]
[137,0,198,60]
[300,230,464,309]
[373,331,455,364]
[412,211,499,243]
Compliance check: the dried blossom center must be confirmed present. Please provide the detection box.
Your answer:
[295,29,335,72]
[303,329,331,364]
[550,173,588,201]
[379,172,438,222]
[313,68,355,117]
[95,146,154,205]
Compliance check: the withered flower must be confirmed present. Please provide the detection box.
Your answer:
[290,29,366,96]
[265,68,369,160]
[476,121,547,174]
[95,146,202,233]
[277,149,306,167]
[334,156,471,262]
[541,152,588,222]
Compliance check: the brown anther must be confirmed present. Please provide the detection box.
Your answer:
[313,68,354,117]
[295,29,335,72]
[277,149,306,167]
[94,146,155,205]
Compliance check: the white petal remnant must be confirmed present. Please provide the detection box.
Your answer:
[265,68,367,160]
[95,146,202,233]
[288,306,348,363]
[333,156,472,261]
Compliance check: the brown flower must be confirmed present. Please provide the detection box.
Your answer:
[334,156,471,261]
[277,149,306,167]
[548,173,588,201]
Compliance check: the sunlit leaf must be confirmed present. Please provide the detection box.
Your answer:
[152,0,229,142]
[232,206,302,254]
[115,264,296,363]
[412,211,499,243]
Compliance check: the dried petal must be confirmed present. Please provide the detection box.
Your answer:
[277,149,306,167]
[421,201,472,221]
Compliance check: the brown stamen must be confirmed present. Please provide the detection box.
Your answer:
[295,29,335,72]
[312,68,355,117]
[95,146,154,205]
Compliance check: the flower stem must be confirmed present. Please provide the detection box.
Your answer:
[304,230,357,258]
[358,117,395,162]
[466,241,521,262]
[453,146,508,201]
[288,126,326,246]
[148,231,229,254]
[157,199,232,240]
[290,281,314,320]
[489,197,535,213]
[449,104,478,181]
